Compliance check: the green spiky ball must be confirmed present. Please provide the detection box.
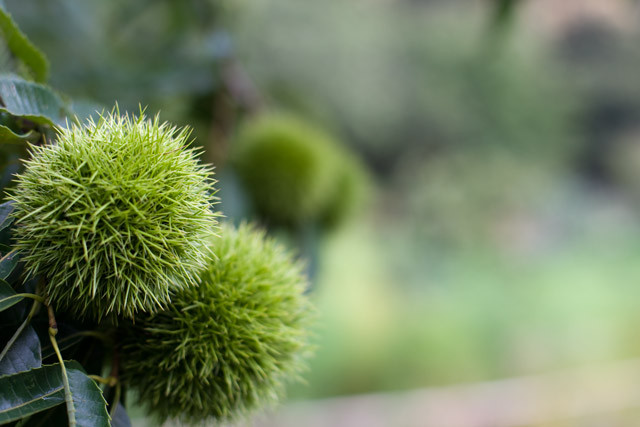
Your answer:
[231,114,340,225]
[10,110,218,319]
[119,222,312,423]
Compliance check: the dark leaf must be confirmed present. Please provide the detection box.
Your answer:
[0,363,65,424]
[109,403,131,427]
[0,323,40,375]
[0,278,22,312]
[0,200,14,232]
[65,361,111,427]
[0,361,110,426]
[0,249,18,280]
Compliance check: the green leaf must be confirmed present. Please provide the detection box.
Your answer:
[0,75,68,127]
[0,278,21,312]
[0,6,49,82]
[0,124,39,144]
[0,323,40,376]
[0,363,65,423]
[0,362,110,426]
[0,249,18,279]
[64,361,111,427]
[0,200,14,232]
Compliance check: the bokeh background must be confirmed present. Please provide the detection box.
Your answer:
[8,0,640,425]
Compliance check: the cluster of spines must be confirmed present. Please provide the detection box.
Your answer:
[10,108,315,423]
[119,222,312,423]
[10,110,219,319]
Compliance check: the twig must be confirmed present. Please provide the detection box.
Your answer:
[110,383,121,419]
[48,304,76,427]
[0,298,40,363]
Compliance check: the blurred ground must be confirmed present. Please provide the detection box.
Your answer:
[254,359,640,427]
[289,186,640,398]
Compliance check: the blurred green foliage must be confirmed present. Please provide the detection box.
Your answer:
[232,0,576,175]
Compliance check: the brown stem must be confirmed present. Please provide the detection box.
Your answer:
[47,304,57,335]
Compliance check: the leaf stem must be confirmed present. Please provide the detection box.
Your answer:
[13,293,46,303]
[48,305,76,427]
[88,374,118,386]
[0,298,40,363]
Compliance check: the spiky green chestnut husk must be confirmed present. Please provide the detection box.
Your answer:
[119,222,313,423]
[231,114,340,225]
[10,110,218,319]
